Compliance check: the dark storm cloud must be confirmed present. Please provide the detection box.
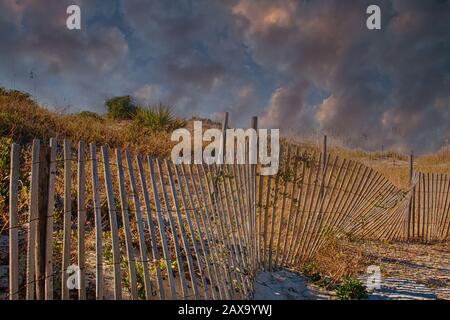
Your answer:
[0,0,131,108]
[234,0,450,152]
[0,0,449,153]
[121,0,256,117]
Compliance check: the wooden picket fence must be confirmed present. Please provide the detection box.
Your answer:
[5,138,257,300]
[406,172,450,242]
[2,136,449,300]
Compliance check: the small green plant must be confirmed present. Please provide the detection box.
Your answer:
[135,262,151,298]
[158,258,167,271]
[170,259,178,270]
[233,279,239,292]
[335,276,368,300]
[105,95,137,120]
[121,258,148,300]
[301,262,322,283]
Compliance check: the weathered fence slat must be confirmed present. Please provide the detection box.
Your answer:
[77,141,86,300]
[61,139,72,300]
[439,175,450,238]
[262,173,272,270]
[173,164,210,299]
[45,138,57,300]
[156,159,190,299]
[294,154,322,262]
[90,143,104,299]
[201,163,234,299]
[101,145,122,300]
[9,143,20,300]
[230,164,250,269]
[310,160,353,257]
[416,174,422,239]
[303,155,337,258]
[26,139,40,300]
[147,157,177,299]
[179,164,218,299]
[208,164,244,298]
[274,145,290,269]
[136,155,165,299]
[220,164,250,296]
[279,147,300,266]
[288,153,315,265]
[125,151,155,300]
[256,169,263,267]
[165,160,200,300]
[435,174,444,239]
[213,164,248,297]
[267,149,281,271]
[309,156,346,255]
[284,158,307,265]
[116,149,138,300]
[187,164,227,300]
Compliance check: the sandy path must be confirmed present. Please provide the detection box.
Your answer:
[359,241,450,300]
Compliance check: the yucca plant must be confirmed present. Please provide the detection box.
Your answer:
[134,104,186,132]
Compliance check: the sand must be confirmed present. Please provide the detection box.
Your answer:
[252,269,332,300]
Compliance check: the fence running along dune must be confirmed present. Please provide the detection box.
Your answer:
[1,135,449,300]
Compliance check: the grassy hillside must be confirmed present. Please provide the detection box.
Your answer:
[0,88,180,158]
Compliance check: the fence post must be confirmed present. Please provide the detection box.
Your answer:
[407,152,414,240]
[62,139,72,300]
[26,139,40,300]
[251,116,258,147]
[9,143,20,300]
[220,112,229,164]
[36,142,50,299]
[320,135,327,198]
[250,116,258,272]
[45,138,57,300]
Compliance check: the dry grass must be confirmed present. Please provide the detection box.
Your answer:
[302,235,368,284]
[286,138,450,189]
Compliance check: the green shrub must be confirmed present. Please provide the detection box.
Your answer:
[105,95,137,120]
[133,105,186,132]
[335,276,368,300]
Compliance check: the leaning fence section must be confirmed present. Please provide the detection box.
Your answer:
[254,142,415,272]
